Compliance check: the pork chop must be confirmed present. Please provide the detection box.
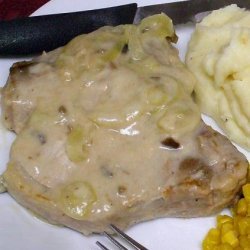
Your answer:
[1,14,248,235]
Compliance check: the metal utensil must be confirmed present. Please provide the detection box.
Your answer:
[96,224,148,250]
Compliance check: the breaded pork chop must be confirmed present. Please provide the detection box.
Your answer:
[1,15,248,235]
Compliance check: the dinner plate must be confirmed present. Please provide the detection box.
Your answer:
[0,1,249,250]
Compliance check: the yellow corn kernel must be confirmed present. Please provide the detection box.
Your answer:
[238,217,250,236]
[247,203,250,216]
[243,184,250,202]
[203,228,221,248]
[217,215,234,228]
[221,222,234,235]
[221,230,239,247]
[203,183,250,250]
[202,241,219,250]
[233,215,243,235]
[239,235,250,248]
[236,198,248,216]
[219,243,234,250]
[203,244,219,250]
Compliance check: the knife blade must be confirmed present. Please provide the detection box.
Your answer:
[134,0,250,24]
[0,4,137,56]
[1,0,250,56]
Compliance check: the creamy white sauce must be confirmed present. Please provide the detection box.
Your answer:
[6,17,202,220]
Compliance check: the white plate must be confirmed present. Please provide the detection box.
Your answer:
[0,1,249,250]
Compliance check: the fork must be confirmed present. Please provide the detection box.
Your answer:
[96,224,149,250]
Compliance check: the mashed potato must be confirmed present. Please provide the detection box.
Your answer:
[186,5,250,150]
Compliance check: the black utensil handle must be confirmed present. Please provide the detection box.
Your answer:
[0,3,137,56]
